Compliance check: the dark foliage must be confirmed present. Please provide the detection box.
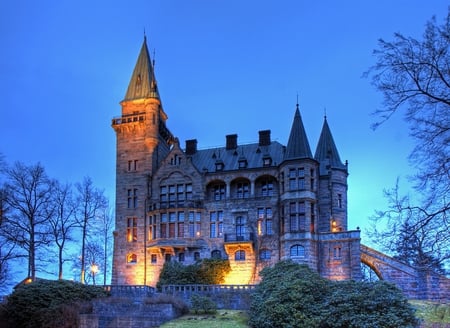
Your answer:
[3,279,108,328]
[190,294,217,314]
[248,260,419,328]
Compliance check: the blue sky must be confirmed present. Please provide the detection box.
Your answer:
[1,1,448,248]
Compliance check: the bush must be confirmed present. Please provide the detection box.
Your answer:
[190,294,217,314]
[4,279,108,328]
[321,280,419,328]
[157,258,231,290]
[248,260,419,328]
[249,261,329,327]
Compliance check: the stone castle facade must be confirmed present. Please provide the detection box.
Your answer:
[111,38,362,286]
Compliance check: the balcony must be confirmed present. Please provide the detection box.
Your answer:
[111,113,146,125]
[224,233,254,243]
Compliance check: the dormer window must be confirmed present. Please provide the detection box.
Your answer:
[238,157,248,169]
[262,155,272,167]
[215,160,224,171]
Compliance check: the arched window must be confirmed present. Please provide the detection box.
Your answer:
[259,249,271,260]
[235,250,246,261]
[290,245,305,257]
[127,253,137,263]
[211,250,222,259]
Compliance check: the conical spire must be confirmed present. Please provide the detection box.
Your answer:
[284,104,313,160]
[314,116,346,173]
[123,36,160,101]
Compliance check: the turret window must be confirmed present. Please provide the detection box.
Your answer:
[290,245,305,257]
[289,168,305,190]
[289,202,306,232]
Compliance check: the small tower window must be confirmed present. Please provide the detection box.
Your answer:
[238,157,248,169]
[127,253,137,263]
[215,160,224,171]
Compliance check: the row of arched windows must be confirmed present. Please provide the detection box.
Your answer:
[126,245,304,264]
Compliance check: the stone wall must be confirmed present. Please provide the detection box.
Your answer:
[78,300,178,328]
[162,284,255,310]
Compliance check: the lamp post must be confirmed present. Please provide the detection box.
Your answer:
[91,263,98,285]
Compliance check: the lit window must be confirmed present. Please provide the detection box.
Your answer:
[127,253,137,263]
[127,218,137,242]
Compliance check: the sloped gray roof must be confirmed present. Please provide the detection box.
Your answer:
[123,37,160,101]
[284,106,313,160]
[190,141,285,173]
[314,117,347,174]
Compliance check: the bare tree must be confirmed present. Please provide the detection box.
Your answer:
[368,180,449,273]
[48,181,78,280]
[365,10,450,273]
[75,177,107,284]
[96,205,114,285]
[1,162,54,280]
[84,241,103,285]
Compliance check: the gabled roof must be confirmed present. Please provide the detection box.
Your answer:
[123,36,160,101]
[190,141,285,173]
[284,106,313,160]
[314,116,347,174]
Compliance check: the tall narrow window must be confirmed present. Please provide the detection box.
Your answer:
[127,218,137,242]
[338,194,343,208]
[210,211,223,238]
[289,202,306,232]
[236,216,245,240]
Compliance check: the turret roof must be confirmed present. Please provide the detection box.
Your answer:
[284,105,313,160]
[314,116,347,174]
[123,37,160,101]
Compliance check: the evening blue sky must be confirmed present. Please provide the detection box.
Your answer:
[1,1,448,247]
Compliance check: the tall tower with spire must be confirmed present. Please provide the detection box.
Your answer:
[111,37,173,285]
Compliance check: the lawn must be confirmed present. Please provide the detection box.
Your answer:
[410,300,450,327]
[160,310,249,328]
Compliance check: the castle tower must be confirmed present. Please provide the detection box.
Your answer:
[111,37,173,285]
[279,104,320,269]
[314,116,348,233]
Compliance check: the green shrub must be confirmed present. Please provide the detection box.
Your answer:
[4,279,108,328]
[249,261,329,328]
[157,258,231,290]
[248,260,419,328]
[190,294,217,314]
[321,280,419,328]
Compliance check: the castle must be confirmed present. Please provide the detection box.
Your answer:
[111,37,362,286]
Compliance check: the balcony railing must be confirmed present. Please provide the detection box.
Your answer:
[111,113,146,125]
[224,233,254,243]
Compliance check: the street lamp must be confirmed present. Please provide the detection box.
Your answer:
[91,263,99,285]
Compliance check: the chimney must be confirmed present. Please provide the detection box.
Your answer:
[259,130,271,146]
[185,139,197,155]
[226,134,238,150]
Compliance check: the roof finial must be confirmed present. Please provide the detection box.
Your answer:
[152,49,156,68]
[296,93,299,110]
[324,107,327,119]
[144,28,147,41]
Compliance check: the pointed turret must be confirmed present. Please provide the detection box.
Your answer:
[284,104,313,160]
[314,116,347,174]
[123,36,159,101]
